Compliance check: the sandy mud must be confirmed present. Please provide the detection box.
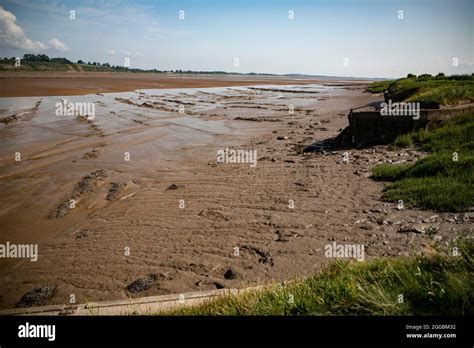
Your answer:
[0,82,471,309]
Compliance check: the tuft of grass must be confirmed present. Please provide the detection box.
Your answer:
[372,113,474,212]
[160,238,473,316]
[371,163,414,181]
[393,133,414,148]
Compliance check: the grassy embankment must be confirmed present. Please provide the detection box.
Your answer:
[367,74,474,212]
[160,238,472,315]
[366,74,474,106]
[0,57,143,73]
[366,79,395,93]
[371,112,473,212]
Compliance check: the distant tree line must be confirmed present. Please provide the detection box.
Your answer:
[0,54,274,76]
[406,72,474,80]
[1,54,72,64]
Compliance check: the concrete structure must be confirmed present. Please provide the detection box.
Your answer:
[0,286,264,316]
[339,104,474,148]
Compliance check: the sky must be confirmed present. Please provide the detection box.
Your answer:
[0,0,473,78]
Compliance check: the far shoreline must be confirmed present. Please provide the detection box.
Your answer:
[0,71,372,98]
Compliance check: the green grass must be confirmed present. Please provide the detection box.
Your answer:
[366,80,395,93]
[386,75,474,106]
[371,113,474,211]
[371,163,414,181]
[382,176,472,212]
[161,238,473,315]
[392,133,415,148]
[366,75,474,106]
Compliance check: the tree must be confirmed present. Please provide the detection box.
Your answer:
[23,54,49,61]
[77,60,84,64]
[407,73,416,78]
[417,74,432,81]
[51,57,71,64]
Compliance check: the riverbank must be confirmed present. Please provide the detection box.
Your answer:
[0,82,471,310]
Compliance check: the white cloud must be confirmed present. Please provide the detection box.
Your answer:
[0,5,46,51]
[48,38,69,52]
[107,49,117,55]
[0,6,70,53]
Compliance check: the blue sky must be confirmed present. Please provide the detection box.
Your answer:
[1,0,473,78]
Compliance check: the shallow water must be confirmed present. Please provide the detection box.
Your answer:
[0,83,336,243]
[0,84,335,165]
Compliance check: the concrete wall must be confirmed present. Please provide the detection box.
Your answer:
[347,105,474,148]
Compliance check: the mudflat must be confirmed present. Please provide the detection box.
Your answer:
[0,72,357,97]
[0,79,467,310]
